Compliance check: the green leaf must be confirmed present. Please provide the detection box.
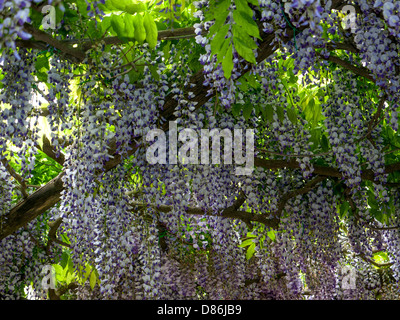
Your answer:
[81,264,92,284]
[373,251,389,264]
[29,8,45,28]
[232,9,260,39]
[340,201,349,219]
[371,207,383,223]
[232,103,242,117]
[246,242,256,260]
[244,73,260,89]
[239,238,255,247]
[76,0,88,18]
[143,12,158,49]
[208,10,230,35]
[36,71,48,83]
[60,251,70,269]
[216,37,231,64]
[243,102,253,120]
[321,134,329,152]
[90,270,97,290]
[53,264,65,282]
[133,13,146,44]
[309,128,321,150]
[208,0,230,35]
[124,0,147,14]
[210,24,230,57]
[262,104,274,123]
[67,256,74,273]
[267,230,276,241]
[216,0,232,12]
[312,100,321,127]
[317,88,326,98]
[100,16,113,35]
[233,36,256,64]
[60,232,70,246]
[235,0,254,16]
[66,271,76,284]
[232,24,258,49]
[287,107,298,124]
[111,15,126,41]
[367,189,378,207]
[87,19,102,39]
[35,54,49,72]
[162,41,171,61]
[276,105,285,122]
[222,43,233,79]
[55,6,64,25]
[106,0,136,12]
[246,232,257,238]
[149,64,160,81]
[123,14,136,39]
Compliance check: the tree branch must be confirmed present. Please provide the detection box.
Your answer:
[1,159,29,198]
[273,175,327,220]
[319,53,375,82]
[358,95,387,141]
[369,224,400,231]
[130,191,280,229]
[16,26,203,63]
[46,217,70,254]
[22,23,86,63]
[326,41,359,54]
[3,155,400,241]
[48,282,79,300]
[358,253,394,268]
[0,173,64,241]
[38,135,65,166]
[253,157,400,182]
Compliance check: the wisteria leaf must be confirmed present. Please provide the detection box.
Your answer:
[143,12,158,48]
[246,243,256,260]
[222,43,234,79]
[90,271,97,290]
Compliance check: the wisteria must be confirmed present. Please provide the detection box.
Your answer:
[0,0,32,57]
[1,0,400,301]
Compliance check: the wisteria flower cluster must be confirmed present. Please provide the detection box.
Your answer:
[1,0,400,302]
[0,0,32,58]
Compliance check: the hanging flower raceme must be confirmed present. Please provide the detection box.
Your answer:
[0,0,32,58]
